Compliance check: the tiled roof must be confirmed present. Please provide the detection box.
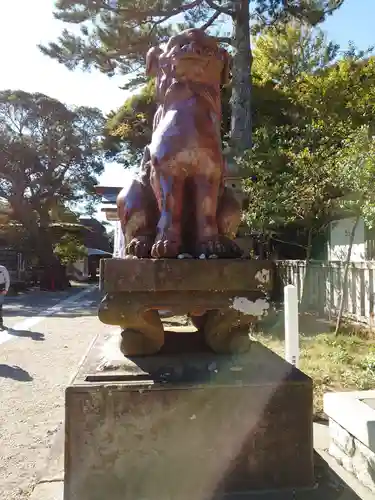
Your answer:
[95,185,121,221]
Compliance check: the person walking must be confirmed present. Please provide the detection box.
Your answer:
[0,264,10,330]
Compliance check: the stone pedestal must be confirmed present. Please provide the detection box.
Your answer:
[64,331,314,500]
[98,259,275,355]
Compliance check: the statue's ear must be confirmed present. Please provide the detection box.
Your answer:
[146,46,162,77]
[221,49,231,86]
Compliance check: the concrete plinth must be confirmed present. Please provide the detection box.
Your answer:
[324,390,375,493]
[64,331,314,500]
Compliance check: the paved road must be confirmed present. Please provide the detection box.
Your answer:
[2,284,95,331]
[0,284,113,500]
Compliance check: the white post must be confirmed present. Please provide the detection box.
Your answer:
[113,220,125,259]
[284,285,299,368]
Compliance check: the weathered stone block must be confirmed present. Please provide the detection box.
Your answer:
[352,439,375,491]
[324,391,375,493]
[328,441,354,474]
[329,419,355,456]
[64,332,314,500]
[329,428,375,493]
[99,258,274,293]
[98,259,275,355]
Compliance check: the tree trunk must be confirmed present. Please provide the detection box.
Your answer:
[35,225,70,291]
[11,203,69,291]
[334,215,360,335]
[300,226,313,313]
[230,0,252,155]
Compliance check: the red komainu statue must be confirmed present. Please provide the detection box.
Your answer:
[117,29,242,259]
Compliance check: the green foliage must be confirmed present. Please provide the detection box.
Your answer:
[103,79,156,165]
[253,21,339,86]
[240,39,375,239]
[293,56,375,129]
[0,90,105,266]
[0,222,33,253]
[240,121,347,232]
[53,234,88,265]
[0,90,105,217]
[258,327,375,418]
[251,0,345,29]
[40,0,344,81]
[333,126,375,228]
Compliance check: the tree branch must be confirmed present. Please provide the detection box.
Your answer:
[200,10,221,30]
[98,0,204,19]
[204,0,233,16]
[139,0,205,38]
[323,0,346,17]
[215,36,232,45]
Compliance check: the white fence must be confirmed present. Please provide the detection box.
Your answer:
[276,260,375,326]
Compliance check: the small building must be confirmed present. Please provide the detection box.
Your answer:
[66,247,113,281]
[327,216,375,262]
[95,186,120,222]
[65,216,113,280]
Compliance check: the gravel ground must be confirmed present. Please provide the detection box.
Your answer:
[0,285,113,500]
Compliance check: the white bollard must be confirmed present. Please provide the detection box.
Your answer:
[284,285,299,368]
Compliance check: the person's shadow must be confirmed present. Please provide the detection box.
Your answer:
[0,364,33,381]
[7,328,45,341]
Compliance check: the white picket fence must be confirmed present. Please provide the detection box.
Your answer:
[276,260,375,326]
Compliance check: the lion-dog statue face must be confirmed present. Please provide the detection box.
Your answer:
[147,28,230,92]
[117,29,241,261]
[146,29,230,125]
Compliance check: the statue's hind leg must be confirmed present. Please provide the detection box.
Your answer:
[216,186,243,257]
[117,159,159,258]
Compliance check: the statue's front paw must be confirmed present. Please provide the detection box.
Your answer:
[151,237,180,258]
[196,235,243,259]
[126,236,153,258]
[196,237,225,259]
[150,229,181,258]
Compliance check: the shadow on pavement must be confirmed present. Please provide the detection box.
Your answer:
[3,288,101,319]
[0,364,33,381]
[7,328,45,341]
[4,304,99,319]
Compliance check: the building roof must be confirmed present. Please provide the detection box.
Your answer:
[87,248,112,257]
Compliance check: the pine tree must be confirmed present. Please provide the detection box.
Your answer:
[41,0,345,153]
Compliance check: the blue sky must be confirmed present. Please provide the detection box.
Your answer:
[0,0,374,220]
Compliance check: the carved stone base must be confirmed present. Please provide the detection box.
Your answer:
[64,330,314,500]
[98,259,274,356]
